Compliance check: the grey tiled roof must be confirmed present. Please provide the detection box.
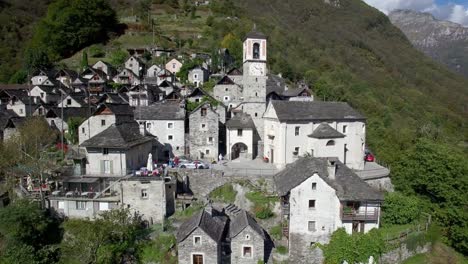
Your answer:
[229,210,266,239]
[245,30,267,40]
[136,102,185,120]
[308,123,345,139]
[176,209,227,243]
[94,103,134,117]
[274,157,383,201]
[271,101,365,122]
[266,74,287,95]
[80,122,153,148]
[0,109,18,130]
[226,113,255,129]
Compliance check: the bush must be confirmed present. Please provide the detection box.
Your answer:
[269,224,282,240]
[89,44,106,58]
[209,184,237,204]
[381,192,421,226]
[276,245,288,255]
[254,205,273,219]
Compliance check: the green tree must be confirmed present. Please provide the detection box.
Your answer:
[81,51,89,71]
[110,49,128,66]
[176,58,203,83]
[8,69,28,84]
[392,139,468,254]
[29,0,117,61]
[60,208,146,264]
[0,199,62,263]
[24,47,51,73]
[381,192,421,226]
[221,33,242,67]
[66,117,85,145]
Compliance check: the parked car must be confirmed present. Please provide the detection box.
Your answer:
[178,160,210,169]
[364,152,375,162]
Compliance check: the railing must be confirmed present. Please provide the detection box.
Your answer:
[341,208,379,221]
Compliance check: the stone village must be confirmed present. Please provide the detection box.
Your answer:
[0,28,393,263]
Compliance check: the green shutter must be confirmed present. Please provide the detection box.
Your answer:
[110,160,114,175]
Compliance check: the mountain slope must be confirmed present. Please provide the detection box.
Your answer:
[389,9,468,78]
[234,0,468,162]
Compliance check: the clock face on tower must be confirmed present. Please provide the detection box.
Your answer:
[249,62,265,76]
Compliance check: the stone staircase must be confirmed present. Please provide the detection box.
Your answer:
[224,203,241,216]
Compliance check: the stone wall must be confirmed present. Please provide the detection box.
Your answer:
[380,243,431,264]
[365,177,394,192]
[178,227,221,264]
[189,105,219,160]
[231,226,266,264]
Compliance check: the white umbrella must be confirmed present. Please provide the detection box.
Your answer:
[146,153,154,172]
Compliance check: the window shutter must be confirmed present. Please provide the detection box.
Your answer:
[100,160,104,174]
[110,161,114,175]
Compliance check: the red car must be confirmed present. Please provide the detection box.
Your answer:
[365,153,375,162]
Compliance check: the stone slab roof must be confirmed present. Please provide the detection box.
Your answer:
[271,101,365,122]
[274,157,383,201]
[226,113,255,129]
[244,30,267,40]
[80,121,153,149]
[137,102,185,120]
[176,209,227,243]
[308,123,345,139]
[229,210,266,239]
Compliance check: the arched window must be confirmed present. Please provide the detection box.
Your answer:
[253,43,260,59]
[326,140,335,146]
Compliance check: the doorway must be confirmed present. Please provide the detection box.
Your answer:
[192,254,203,264]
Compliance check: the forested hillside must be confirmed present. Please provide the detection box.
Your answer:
[0,0,51,83]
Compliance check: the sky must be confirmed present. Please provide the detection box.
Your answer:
[363,0,468,26]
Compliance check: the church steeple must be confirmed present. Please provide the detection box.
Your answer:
[243,26,267,63]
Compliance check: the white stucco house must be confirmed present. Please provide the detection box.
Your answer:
[263,100,366,170]
[188,66,209,87]
[125,55,145,76]
[226,113,255,160]
[136,102,186,159]
[274,157,383,262]
[165,58,183,74]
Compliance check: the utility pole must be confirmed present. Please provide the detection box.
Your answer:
[60,81,64,159]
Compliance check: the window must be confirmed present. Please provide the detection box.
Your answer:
[141,189,148,199]
[168,135,173,140]
[102,148,109,155]
[312,182,317,190]
[225,88,228,92]
[201,108,207,116]
[309,200,316,208]
[295,126,300,136]
[308,221,316,231]
[82,127,85,134]
[101,120,106,126]
[237,129,243,136]
[245,234,250,240]
[193,236,202,245]
[255,92,258,97]
[40,92,44,98]
[99,202,109,211]
[326,140,335,146]
[38,108,43,115]
[254,112,258,117]
[176,146,180,150]
[208,137,213,143]
[205,149,210,155]
[195,98,200,103]
[167,122,174,129]
[146,123,151,129]
[201,123,207,130]
[194,74,198,80]
[253,43,260,59]
[224,96,230,101]
[76,201,86,210]
[243,246,253,258]
[172,63,176,69]
[343,125,347,133]
[19,109,23,114]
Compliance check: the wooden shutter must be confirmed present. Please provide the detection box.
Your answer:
[100,160,104,174]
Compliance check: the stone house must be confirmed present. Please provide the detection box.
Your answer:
[80,121,154,176]
[54,69,78,88]
[263,100,366,170]
[92,60,116,79]
[274,157,383,263]
[30,69,52,86]
[229,209,271,264]
[213,76,242,108]
[177,204,271,264]
[136,102,186,159]
[177,206,227,264]
[226,113,255,160]
[128,84,163,107]
[98,92,129,105]
[1,89,37,117]
[3,117,26,141]
[165,58,183,74]
[125,55,145,76]
[0,109,18,141]
[30,85,60,104]
[146,64,162,78]
[188,66,209,87]
[78,103,134,145]
[120,177,176,224]
[57,93,88,108]
[113,68,141,85]
[45,107,90,135]
[188,102,219,160]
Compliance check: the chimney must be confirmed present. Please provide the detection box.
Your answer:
[205,201,214,216]
[327,159,337,180]
[139,122,146,136]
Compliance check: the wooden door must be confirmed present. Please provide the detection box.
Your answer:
[193,254,203,264]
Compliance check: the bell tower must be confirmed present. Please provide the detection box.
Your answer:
[243,25,267,77]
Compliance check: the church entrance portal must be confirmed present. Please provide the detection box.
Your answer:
[231,143,248,160]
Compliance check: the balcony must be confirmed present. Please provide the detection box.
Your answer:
[341,207,379,221]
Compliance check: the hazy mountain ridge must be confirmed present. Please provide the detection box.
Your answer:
[389,9,468,77]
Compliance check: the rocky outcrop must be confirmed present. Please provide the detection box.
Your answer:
[389,9,468,78]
